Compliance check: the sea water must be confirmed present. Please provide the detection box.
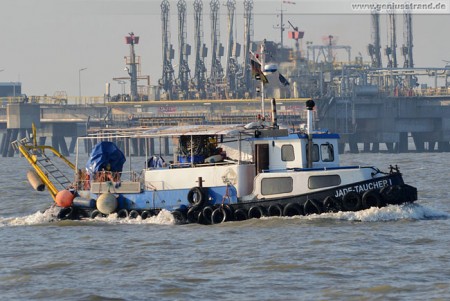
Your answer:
[1,152,449,300]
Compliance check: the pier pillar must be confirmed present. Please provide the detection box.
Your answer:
[412,133,425,152]
[39,136,47,146]
[139,138,145,156]
[437,141,450,152]
[363,143,371,153]
[399,132,409,153]
[131,138,139,156]
[338,143,345,154]
[7,129,19,157]
[69,137,77,153]
[148,138,155,155]
[164,137,170,156]
[371,142,380,153]
[385,142,394,153]
[1,129,12,157]
[58,136,70,156]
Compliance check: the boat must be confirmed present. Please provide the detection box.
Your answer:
[12,41,417,224]
[12,97,417,224]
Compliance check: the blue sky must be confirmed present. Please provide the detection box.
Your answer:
[1,0,449,96]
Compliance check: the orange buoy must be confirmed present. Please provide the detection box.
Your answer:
[55,190,75,208]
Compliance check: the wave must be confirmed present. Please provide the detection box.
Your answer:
[297,203,450,222]
[1,203,447,227]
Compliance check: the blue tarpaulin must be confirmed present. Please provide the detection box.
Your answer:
[86,141,126,174]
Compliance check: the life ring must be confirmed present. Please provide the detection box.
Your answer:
[268,204,283,217]
[233,208,248,221]
[211,207,227,224]
[303,199,322,215]
[362,190,383,208]
[323,196,342,213]
[202,206,214,224]
[283,203,303,217]
[57,207,74,220]
[117,209,129,219]
[187,187,206,207]
[129,210,139,219]
[248,206,265,219]
[342,191,362,211]
[172,209,187,224]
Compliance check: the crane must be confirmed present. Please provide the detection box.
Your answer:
[193,0,207,99]
[159,0,175,100]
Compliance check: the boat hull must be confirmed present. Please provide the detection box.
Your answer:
[56,172,417,223]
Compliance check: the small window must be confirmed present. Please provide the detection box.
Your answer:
[308,175,341,189]
[321,143,334,162]
[306,144,320,162]
[261,177,293,195]
[281,144,295,161]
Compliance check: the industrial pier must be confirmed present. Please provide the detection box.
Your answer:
[1,0,450,156]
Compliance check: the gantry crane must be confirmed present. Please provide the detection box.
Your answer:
[208,0,225,98]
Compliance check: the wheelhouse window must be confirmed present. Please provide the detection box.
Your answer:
[308,175,341,189]
[261,177,293,195]
[281,144,295,161]
[306,143,320,162]
[321,143,335,162]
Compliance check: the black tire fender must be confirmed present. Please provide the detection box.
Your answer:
[187,187,206,207]
[342,191,362,211]
[362,190,383,208]
[282,203,303,217]
[268,204,283,217]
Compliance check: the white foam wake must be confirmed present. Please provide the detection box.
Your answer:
[304,203,449,222]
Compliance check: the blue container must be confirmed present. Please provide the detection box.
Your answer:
[178,155,204,164]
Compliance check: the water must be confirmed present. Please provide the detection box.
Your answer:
[1,152,449,300]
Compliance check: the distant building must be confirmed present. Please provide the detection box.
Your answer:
[0,82,21,97]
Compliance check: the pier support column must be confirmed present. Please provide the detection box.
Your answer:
[338,143,345,154]
[131,138,139,156]
[371,142,380,153]
[148,138,155,155]
[385,142,395,153]
[1,130,12,157]
[69,137,77,153]
[412,133,425,152]
[58,136,70,156]
[348,136,359,154]
[39,136,47,146]
[363,143,371,153]
[437,141,450,152]
[7,129,19,157]
[398,132,409,153]
[164,137,170,156]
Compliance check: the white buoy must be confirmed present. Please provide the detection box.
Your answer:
[96,192,118,214]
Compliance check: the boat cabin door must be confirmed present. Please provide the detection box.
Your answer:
[255,144,269,174]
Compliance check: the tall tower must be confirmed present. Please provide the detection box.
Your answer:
[224,0,239,98]
[125,32,139,101]
[403,12,414,68]
[177,0,191,99]
[387,13,398,68]
[368,12,382,68]
[209,0,224,98]
[243,0,254,94]
[193,0,207,98]
[159,0,175,100]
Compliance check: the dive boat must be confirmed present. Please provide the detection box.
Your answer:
[13,99,417,224]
